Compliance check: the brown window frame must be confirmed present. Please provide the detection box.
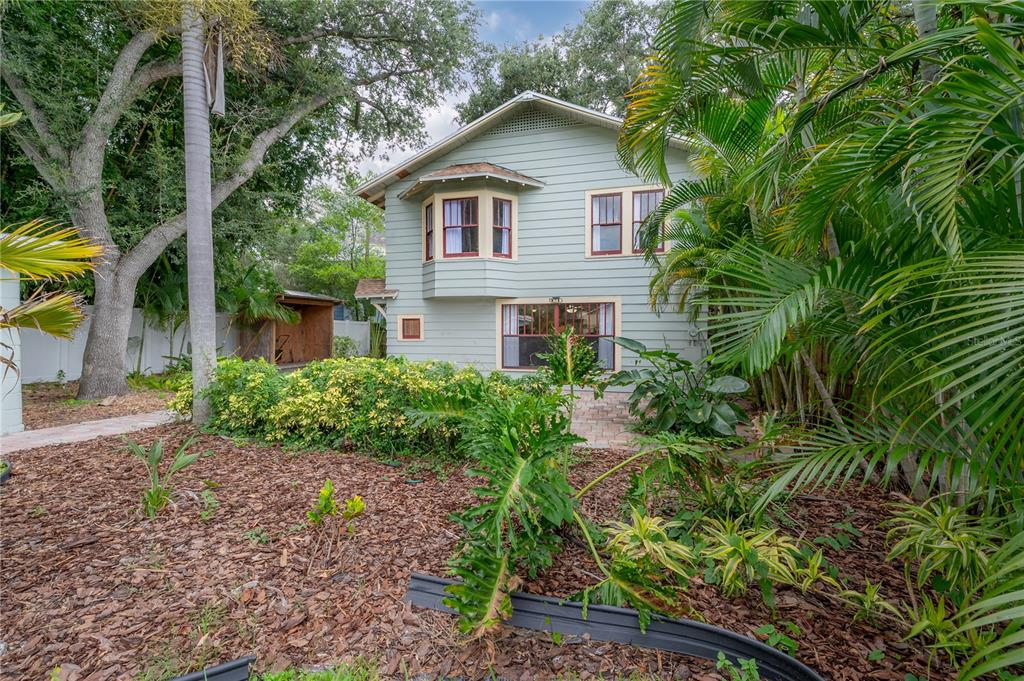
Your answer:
[493,197,512,258]
[424,203,434,261]
[442,197,479,258]
[400,317,422,340]
[500,302,616,370]
[591,193,623,256]
[632,189,665,254]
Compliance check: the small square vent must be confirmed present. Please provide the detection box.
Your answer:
[486,108,578,136]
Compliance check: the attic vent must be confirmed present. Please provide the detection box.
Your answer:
[486,109,578,136]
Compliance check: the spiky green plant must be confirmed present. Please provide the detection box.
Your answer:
[126,436,204,518]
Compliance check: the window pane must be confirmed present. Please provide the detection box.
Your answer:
[461,226,478,253]
[494,227,509,255]
[594,224,620,252]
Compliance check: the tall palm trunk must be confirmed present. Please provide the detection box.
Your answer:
[912,1,939,83]
[181,3,217,424]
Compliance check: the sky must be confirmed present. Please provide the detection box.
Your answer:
[357,0,588,176]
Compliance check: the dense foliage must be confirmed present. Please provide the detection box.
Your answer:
[616,1,1024,677]
[172,357,529,458]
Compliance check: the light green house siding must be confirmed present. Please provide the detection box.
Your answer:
[381,105,703,372]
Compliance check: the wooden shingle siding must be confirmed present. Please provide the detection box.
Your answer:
[383,106,705,372]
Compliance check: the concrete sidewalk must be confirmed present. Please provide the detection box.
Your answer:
[1,410,179,454]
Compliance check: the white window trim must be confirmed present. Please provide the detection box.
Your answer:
[396,314,425,341]
[421,189,519,263]
[493,296,623,372]
[584,184,666,258]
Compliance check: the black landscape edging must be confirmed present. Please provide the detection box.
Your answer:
[406,572,824,681]
[171,656,256,681]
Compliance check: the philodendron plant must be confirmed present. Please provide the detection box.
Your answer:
[606,337,749,436]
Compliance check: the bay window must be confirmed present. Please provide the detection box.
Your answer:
[493,198,512,258]
[443,197,479,257]
[424,203,434,260]
[632,189,665,253]
[591,193,622,255]
[501,301,615,370]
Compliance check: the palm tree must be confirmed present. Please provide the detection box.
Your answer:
[619,2,1024,677]
[0,219,102,375]
[180,1,217,424]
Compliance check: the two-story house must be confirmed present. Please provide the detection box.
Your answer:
[354,91,702,373]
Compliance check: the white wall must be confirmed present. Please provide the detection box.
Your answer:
[333,320,370,356]
[1,268,24,435]
[19,307,240,384]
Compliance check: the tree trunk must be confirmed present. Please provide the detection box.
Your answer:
[913,1,939,83]
[78,265,136,397]
[181,4,217,425]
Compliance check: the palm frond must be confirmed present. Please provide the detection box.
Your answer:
[0,219,100,280]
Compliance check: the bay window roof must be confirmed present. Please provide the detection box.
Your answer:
[398,162,543,200]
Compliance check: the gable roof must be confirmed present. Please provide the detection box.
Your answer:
[354,91,688,205]
[354,278,397,300]
[398,162,544,200]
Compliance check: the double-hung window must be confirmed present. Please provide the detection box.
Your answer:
[632,189,664,253]
[443,197,479,257]
[591,193,622,255]
[424,203,434,260]
[493,198,512,258]
[501,302,615,370]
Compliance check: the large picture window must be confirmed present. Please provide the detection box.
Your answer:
[443,197,479,257]
[501,302,615,370]
[591,193,622,255]
[424,203,434,261]
[493,198,512,258]
[632,189,664,253]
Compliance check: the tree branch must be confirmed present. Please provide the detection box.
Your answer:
[0,70,67,164]
[119,94,330,279]
[77,30,164,176]
[10,129,63,188]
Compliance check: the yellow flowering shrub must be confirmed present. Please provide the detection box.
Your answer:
[186,356,527,458]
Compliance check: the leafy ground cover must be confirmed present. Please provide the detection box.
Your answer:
[2,424,954,680]
[21,379,172,430]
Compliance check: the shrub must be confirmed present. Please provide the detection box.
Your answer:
[188,356,527,458]
[332,335,359,358]
[606,338,748,436]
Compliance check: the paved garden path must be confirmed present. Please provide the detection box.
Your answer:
[1,410,178,454]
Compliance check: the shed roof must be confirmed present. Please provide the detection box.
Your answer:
[278,289,340,305]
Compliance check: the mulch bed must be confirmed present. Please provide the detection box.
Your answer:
[21,381,171,430]
[0,426,953,680]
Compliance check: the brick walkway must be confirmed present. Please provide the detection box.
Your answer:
[1,410,178,454]
[571,389,637,450]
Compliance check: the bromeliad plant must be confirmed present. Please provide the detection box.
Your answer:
[126,436,205,518]
[607,338,748,436]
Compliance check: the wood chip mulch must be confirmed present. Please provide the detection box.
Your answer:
[0,426,954,680]
[20,381,171,430]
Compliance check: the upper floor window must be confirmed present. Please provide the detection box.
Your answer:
[443,197,479,257]
[632,189,665,253]
[424,203,434,261]
[493,198,512,258]
[591,193,623,255]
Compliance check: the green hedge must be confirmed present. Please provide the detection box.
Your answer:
[172,357,527,457]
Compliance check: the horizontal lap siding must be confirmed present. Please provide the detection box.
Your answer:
[384,108,703,370]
